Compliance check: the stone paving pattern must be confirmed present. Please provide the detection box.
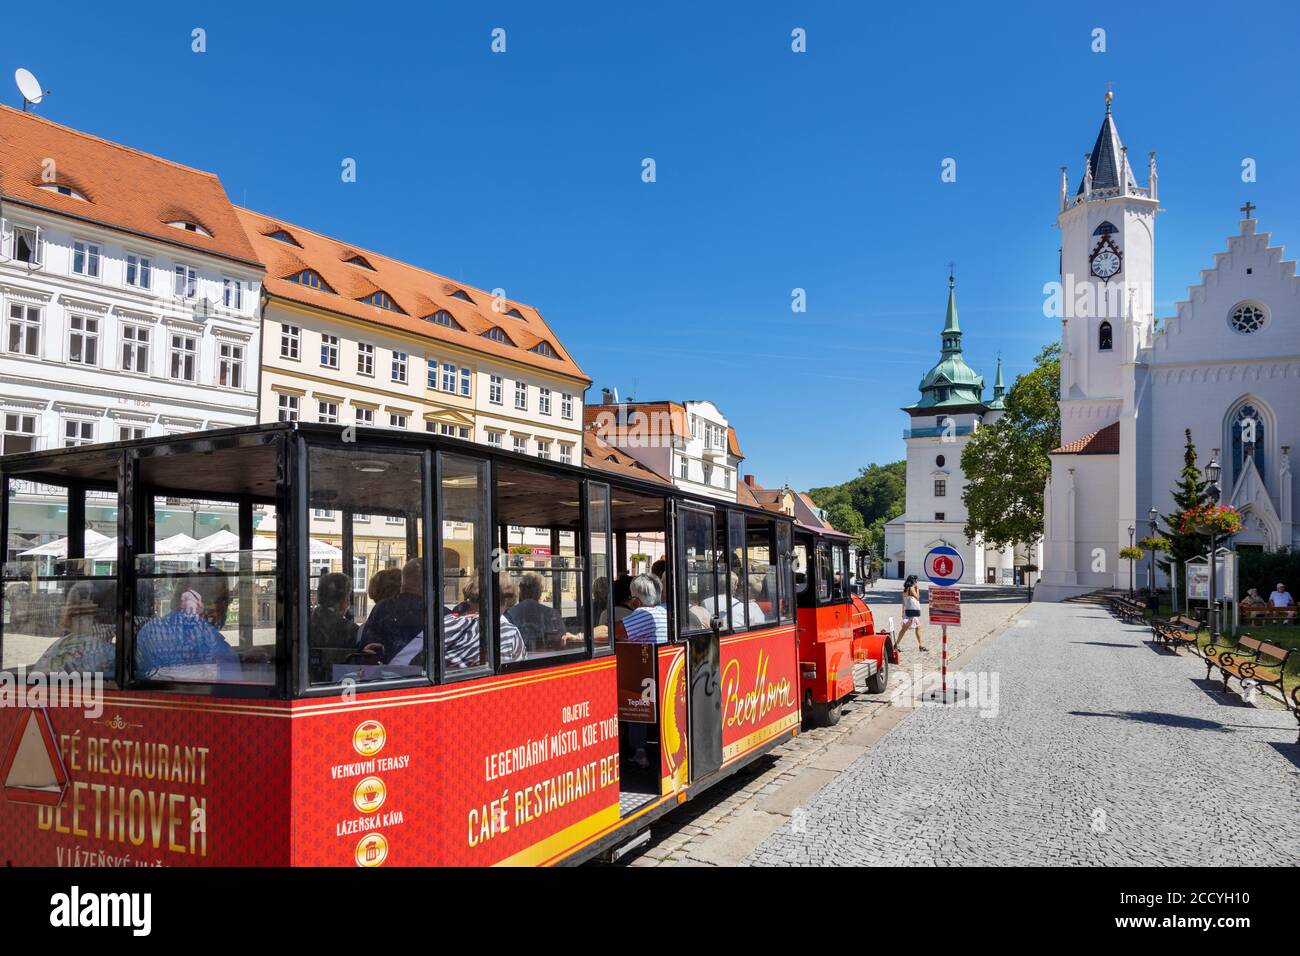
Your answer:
[748,599,1300,866]
[620,581,1029,866]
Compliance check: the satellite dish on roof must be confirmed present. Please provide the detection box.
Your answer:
[15,68,48,110]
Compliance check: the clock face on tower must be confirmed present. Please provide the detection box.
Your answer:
[1089,235,1122,282]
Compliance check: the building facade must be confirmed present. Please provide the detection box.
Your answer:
[0,106,263,559]
[583,394,743,501]
[237,208,591,597]
[1037,96,1300,600]
[884,275,1036,584]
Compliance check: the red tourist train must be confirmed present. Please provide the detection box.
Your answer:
[793,526,896,726]
[0,423,890,866]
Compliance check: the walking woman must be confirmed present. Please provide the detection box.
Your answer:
[899,575,928,652]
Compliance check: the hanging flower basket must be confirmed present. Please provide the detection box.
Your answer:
[1178,504,1242,537]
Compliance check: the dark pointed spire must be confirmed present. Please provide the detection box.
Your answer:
[1076,91,1138,196]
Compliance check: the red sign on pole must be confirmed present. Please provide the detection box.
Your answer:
[929,586,961,625]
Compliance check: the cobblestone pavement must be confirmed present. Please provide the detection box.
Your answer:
[617,581,1030,866]
[749,599,1300,866]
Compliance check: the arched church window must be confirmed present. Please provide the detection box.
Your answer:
[1098,321,1113,351]
[1092,221,1118,236]
[1231,404,1265,487]
[1229,302,1267,334]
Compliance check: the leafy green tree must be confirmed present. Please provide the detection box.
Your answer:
[1159,428,1209,611]
[809,461,906,560]
[961,343,1061,550]
[824,502,866,542]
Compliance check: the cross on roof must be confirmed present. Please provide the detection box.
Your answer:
[1240,201,1256,219]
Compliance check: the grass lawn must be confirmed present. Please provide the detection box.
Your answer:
[1143,603,1300,682]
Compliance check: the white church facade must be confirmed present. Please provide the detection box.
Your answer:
[1036,96,1299,600]
[884,275,1039,584]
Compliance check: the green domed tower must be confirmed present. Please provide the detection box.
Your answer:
[903,271,987,413]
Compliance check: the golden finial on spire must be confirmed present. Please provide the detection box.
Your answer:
[1105,84,1113,112]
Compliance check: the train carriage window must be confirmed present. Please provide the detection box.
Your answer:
[775,521,794,623]
[677,507,719,635]
[587,482,612,654]
[744,516,776,627]
[495,463,586,665]
[815,542,832,603]
[3,481,118,675]
[831,545,848,601]
[606,488,667,642]
[705,510,750,631]
[440,454,491,674]
[133,440,283,687]
[306,446,426,685]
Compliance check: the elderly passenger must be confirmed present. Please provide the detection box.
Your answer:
[618,574,669,644]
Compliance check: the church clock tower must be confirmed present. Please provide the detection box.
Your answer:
[1056,92,1160,446]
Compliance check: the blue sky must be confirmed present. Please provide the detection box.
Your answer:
[6,0,1298,489]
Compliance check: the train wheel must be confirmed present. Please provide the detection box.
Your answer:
[811,699,842,727]
[866,650,890,694]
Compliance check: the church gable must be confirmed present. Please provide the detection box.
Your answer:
[1151,215,1300,364]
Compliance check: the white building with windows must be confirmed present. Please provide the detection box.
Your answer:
[1036,95,1300,600]
[0,105,263,458]
[883,274,1038,584]
[0,107,263,561]
[583,394,744,502]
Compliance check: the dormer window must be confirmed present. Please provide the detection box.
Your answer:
[359,290,403,312]
[168,220,212,237]
[530,341,558,359]
[265,229,300,246]
[505,307,525,319]
[344,254,375,270]
[449,289,475,303]
[39,183,88,201]
[288,270,333,292]
[424,309,463,330]
[481,327,514,346]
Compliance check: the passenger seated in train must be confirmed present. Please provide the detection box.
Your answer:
[505,573,565,652]
[32,579,116,675]
[367,567,402,606]
[702,559,767,627]
[616,574,668,644]
[135,575,241,682]
[359,558,424,661]
[601,574,635,628]
[439,578,526,669]
[308,571,358,682]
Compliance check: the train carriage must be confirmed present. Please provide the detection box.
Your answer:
[793,525,896,727]
[0,423,804,866]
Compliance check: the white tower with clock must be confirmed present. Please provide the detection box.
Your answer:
[1056,91,1160,439]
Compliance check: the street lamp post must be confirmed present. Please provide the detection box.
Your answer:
[1127,525,1135,597]
[1147,506,1158,607]
[1204,455,1222,641]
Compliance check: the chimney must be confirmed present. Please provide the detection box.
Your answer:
[601,388,613,405]
[743,474,756,488]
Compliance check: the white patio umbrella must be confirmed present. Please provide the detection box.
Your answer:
[153,532,200,555]
[19,529,112,559]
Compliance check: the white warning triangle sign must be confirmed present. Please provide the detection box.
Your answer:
[1,708,68,806]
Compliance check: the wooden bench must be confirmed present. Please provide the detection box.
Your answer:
[1202,634,1300,742]
[1241,606,1296,627]
[1109,595,1147,624]
[1152,615,1200,654]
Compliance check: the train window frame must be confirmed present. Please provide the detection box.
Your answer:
[775,519,795,624]
[742,514,779,630]
[586,480,613,657]
[492,460,590,675]
[437,450,494,684]
[815,541,832,604]
[674,502,720,638]
[298,436,432,696]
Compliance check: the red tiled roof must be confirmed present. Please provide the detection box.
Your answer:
[237,206,589,383]
[582,430,670,484]
[0,105,259,265]
[1053,422,1120,455]
[582,402,689,444]
[726,426,743,459]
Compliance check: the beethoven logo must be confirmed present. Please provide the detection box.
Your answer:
[50,886,151,936]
